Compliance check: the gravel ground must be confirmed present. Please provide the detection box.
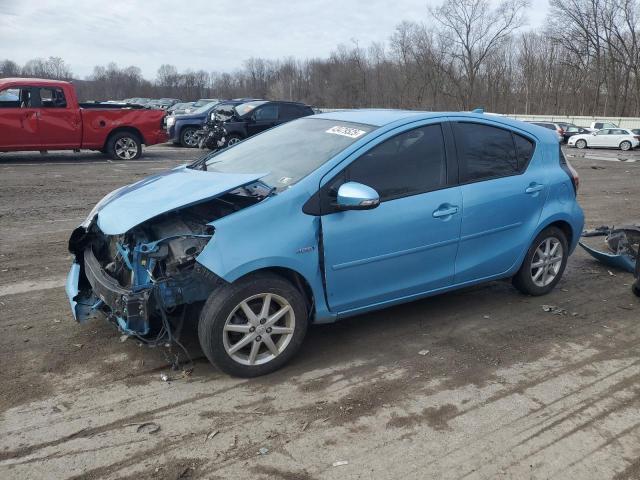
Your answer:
[0,144,639,480]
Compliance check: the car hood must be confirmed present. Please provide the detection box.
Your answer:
[93,166,266,235]
[176,113,205,121]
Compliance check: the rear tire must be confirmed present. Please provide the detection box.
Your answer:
[107,132,142,160]
[575,139,587,149]
[198,272,308,377]
[620,141,632,151]
[180,127,199,148]
[513,226,569,296]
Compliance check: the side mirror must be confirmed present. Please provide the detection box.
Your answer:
[592,132,597,135]
[336,182,380,211]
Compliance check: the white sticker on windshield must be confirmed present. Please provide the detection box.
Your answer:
[326,126,367,138]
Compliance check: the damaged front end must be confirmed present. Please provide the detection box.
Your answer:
[66,178,272,342]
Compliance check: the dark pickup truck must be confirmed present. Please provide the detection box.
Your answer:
[0,78,167,160]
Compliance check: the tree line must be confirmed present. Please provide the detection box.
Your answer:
[2,0,640,117]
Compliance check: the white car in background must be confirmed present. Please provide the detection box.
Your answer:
[567,128,640,151]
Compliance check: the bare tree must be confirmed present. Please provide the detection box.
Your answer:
[430,0,529,109]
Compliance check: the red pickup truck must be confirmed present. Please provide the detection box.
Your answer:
[0,78,167,160]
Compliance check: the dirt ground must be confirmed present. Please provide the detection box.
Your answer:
[1,144,639,480]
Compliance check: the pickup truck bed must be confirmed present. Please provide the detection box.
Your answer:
[0,78,167,160]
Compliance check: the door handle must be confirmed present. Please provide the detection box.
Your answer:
[432,204,459,218]
[525,183,545,194]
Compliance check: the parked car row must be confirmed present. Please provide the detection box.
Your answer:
[527,120,639,150]
[166,98,314,149]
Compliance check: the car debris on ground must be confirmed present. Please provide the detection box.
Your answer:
[542,305,568,315]
[579,224,639,273]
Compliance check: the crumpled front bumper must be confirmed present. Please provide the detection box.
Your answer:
[65,246,221,336]
[66,248,151,335]
[65,262,81,321]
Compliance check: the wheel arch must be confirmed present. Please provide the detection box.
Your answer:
[546,219,574,247]
[240,267,315,319]
[104,126,144,149]
[223,264,316,322]
[509,213,583,278]
[178,123,201,135]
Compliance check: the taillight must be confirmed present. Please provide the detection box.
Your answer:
[634,136,640,141]
[566,158,579,193]
[559,147,579,195]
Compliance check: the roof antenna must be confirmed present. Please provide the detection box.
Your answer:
[472,107,484,114]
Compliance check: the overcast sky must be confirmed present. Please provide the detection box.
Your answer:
[0,0,550,80]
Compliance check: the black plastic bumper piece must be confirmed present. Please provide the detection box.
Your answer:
[83,248,150,333]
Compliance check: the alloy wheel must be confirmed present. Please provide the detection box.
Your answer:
[620,141,631,151]
[114,137,139,160]
[530,237,564,287]
[183,129,199,147]
[222,293,295,366]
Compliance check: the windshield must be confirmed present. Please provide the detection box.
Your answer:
[192,102,218,114]
[194,99,217,107]
[204,118,376,190]
[235,101,267,117]
[212,104,237,121]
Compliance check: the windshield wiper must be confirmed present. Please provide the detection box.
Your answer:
[188,153,213,171]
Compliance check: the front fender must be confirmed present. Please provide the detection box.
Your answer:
[195,190,335,323]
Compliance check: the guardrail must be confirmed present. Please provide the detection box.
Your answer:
[316,109,640,129]
[507,114,640,129]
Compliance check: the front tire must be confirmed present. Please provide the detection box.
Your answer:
[107,132,142,160]
[575,139,587,149]
[620,141,632,151]
[513,226,569,296]
[180,127,199,148]
[225,134,242,148]
[198,272,308,377]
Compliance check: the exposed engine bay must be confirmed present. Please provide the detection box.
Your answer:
[68,182,272,344]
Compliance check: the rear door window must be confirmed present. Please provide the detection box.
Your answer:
[38,87,67,108]
[279,104,304,120]
[453,122,527,182]
[254,105,278,121]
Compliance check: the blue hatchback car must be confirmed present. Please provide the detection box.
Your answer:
[66,110,584,376]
